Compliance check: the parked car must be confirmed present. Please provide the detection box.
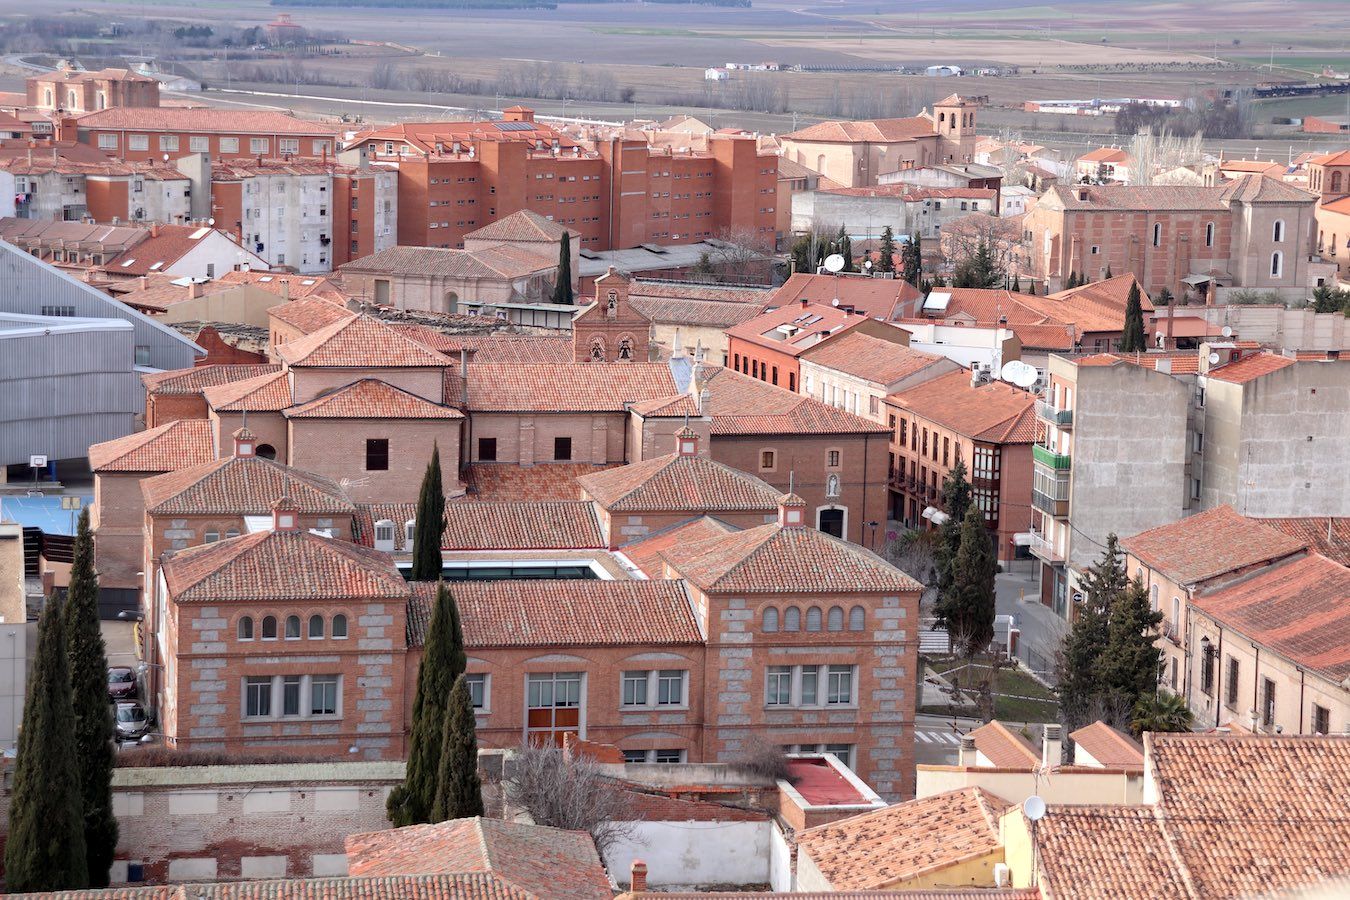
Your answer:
[107,666,137,700]
[114,702,150,742]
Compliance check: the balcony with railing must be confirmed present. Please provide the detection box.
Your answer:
[1035,400,1073,428]
[1032,444,1072,471]
[1027,529,1063,564]
[1032,488,1069,518]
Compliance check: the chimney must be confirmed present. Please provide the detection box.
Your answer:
[271,495,300,533]
[458,346,476,408]
[958,734,976,766]
[675,425,699,457]
[281,280,290,302]
[188,279,202,299]
[231,426,257,458]
[149,222,160,238]
[800,297,809,308]
[1041,723,1062,768]
[777,492,807,529]
[629,861,648,894]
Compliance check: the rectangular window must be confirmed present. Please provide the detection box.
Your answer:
[40,305,76,317]
[826,664,854,705]
[98,133,118,150]
[135,346,151,367]
[1225,657,1240,707]
[478,437,498,461]
[129,134,149,151]
[311,676,339,716]
[656,670,685,706]
[1200,643,1216,695]
[827,450,840,468]
[159,135,179,152]
[313,140,332,155]
[799,666,818,706]
[1313,704,1331,735]
[250,137,270,154]
[189,136,210,153]
[245,677,271,718]
[622,671,648,707]
[465,673,488,710]
[282,675,301,716]
[219,137,239,154]
[943,436,950,467]
[899,419,907,446]
[622,749,647,764]
[1261,677,1276,728]
[279,138,300,155]
[365,438,389,471]
[766,666,792,706]
[759,450,775,471]
[553,436,572,461]
[653,749,684,764]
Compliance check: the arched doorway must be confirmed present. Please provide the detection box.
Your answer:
[444,291,460,313]
[817,507,845,539]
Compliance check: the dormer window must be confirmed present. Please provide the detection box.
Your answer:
[276,512,295,530]
[374,519,396,552]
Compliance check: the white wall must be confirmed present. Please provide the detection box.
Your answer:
[605,820,772,890]
[0,622,31,752]
[769,821,795,891]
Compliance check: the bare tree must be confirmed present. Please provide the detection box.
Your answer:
[731,735,793,782]
[503,742,638,859]
[698,226,776,284]
[885,529,940,612]
[1128,127,1204,186]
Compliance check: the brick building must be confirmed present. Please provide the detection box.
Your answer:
[348,106,775,252]
[725,299,874,393]
[27,66,160,113]
[60,108,339,163]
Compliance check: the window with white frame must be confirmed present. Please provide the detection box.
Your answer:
[220,137,239,153]
[465,673,488,710]
[189,136,210,153]
[250,137,270,154]
[279,139,300,155]
[766,664,856,707]
[622,748,686,764]
[621,670,687,708]
[98,133,118,150]
[240,674,342,719]
[159,135,179,152]
[1272,219,1284,243]
[129,134,149,151]
[784,743,855,769]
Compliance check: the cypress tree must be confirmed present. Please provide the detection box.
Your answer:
[790,233,813,274]
[952,239,1003,289]
[5,600,88,891]
[1011,273,1022,293]
[1056,535,1129,731]
[940,505,998,656]
[410,444,446,582]
[431,674,485,822]
[1066,271,1079,289]
[839,232,855,272]
[878,226,896,273]
[1119,282,1147,353]
[1099,576,1164,708]
[63,509,118,888]
[1155,287,1173,307]
[901,233,922,286]
[1104,265,1113,279]
[388,582,466,826]
[551,232,574,305]
[1026,280,1036,295]
[933,459,973,617]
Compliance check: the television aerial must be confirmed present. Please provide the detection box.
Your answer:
[823,254,845,273]
[1000,360,1038,389]
[1023,795,1047,822]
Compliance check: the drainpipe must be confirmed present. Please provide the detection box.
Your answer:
[1297,668,1306,735]
[1213,626,1224,729]
[1251,643,1261,731]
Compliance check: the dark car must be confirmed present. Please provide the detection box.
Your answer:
[107,666,137,700]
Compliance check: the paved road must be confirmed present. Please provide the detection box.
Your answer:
[996,564,1068,685]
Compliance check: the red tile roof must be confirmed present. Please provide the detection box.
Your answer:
[689,366,888,435]
[630,296,768,329]
[660,520,920,595]
[1069,721,1145,772]
[283,379,462,419]
[769,273,923,320]
[796,788,1009,890]
[1034,805,1191,900]
[277,315,451,368]
[621,788,767,822]
[783,115,936,143]
[578,452,781,513]
[463,209,576,243]
[142,364,280,396]
[441,501,605,550]
[1254,516,1350,567]
[1190,553,1350,682]
[463,463,615,501]
[887,370,1037,443]
[203,370,294,412]
[88,419,214,473]
[1206,351,1295,383]
[1310,149,1350,167]
[268,297,357,334]
[104,225,236,277]
[725,300,870,357]
[799,330,949,385]
[74,107,338,135]
[465,363,678,412]
[217,270,347,300]
[622,517,731,576]
[346,817,610,900]
[341,244,555,280]
[1121,505,1306,586]
[967,720,1040,769]
[407,579,700,648]
[163,529,405,603]
[1078,147,1132,164]
[413,333,570,363]
[141,456,355,516]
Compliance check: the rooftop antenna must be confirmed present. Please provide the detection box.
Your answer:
[788,471,795,494]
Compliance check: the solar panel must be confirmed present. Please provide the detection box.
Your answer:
[494,121,536,132]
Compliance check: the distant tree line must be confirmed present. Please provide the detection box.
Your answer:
[1114,93,1253,139]
[276,0,750,8]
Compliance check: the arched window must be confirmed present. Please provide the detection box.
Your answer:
[783,606,801,632]
[204,528,220,543]
[848,606,866,631]
[827,606,844,632]
[1205,222,1214,247]
[332,615,348,639]
[1271,251,1284,278]
[763,607,779,632]
[255,443,276,460]
[238,616,254,640]
[261,615,278,640]
[225,527,240,539]
[1272,219,1284,243]
[939,112,946,125]
[285,615,301,639]
[806,606,823,632]
[308,614,324,639]
[1152,223,1162,247]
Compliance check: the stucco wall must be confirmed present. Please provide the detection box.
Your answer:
[605,820,772,890]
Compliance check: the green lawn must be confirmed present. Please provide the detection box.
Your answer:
[922,659,1059,723]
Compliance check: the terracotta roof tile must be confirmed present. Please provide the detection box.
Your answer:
[341,244,554,280]
[1035,805,1191,899]
[578,453,781,513]
[407,579,700,648]
[887,370,1038,443]
[1206,351,1295,383]
[103,225,237,276]
[142,456,355,516]
[630,296,767,329]
[465,363,678,412]
[1218,173,1316,204]
[1048,183,1230,212]
[142,364,280,396]
[277,315,451,368]
[462,209,576,243]
[1079,147,1133,164]
[694,367,888,435]
[1069,721,1145,771]
[725,299,870,356]
[88,419,214,473]
[163,529,404,603]
[623,517,732,576]
[414,334,570,362]
[799,331,949,385]
[796,788,1009,889]
[463,463,615,501]
[783,115,936,143]
[190,874,535,899]
[1121,505,1306,586]
[660,520,920,594]
[268,297,357,334]
[284,379,462,419]
[203,369,294,412]
[1254,516,1350,567]
[217,270,347,300]
[345,817,609,900]
[630,280,775,305]
[641,892,1038,900]
[967,720,1040,769]
[621,789,767,823]
[74,107,338,135]
[441,501,604,550]
[1190,553,1350,682]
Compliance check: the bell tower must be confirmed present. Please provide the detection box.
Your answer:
[932,94,977,164]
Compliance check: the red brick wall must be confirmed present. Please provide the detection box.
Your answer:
[145,392,209,428]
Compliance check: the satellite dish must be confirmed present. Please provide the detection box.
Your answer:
[1001,360,1038,389]
[1208,352,1221,365]
[823,254,845,273]
[207,217,215,227]
[1023,795,1047,822]
[1221,325,1233,337]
